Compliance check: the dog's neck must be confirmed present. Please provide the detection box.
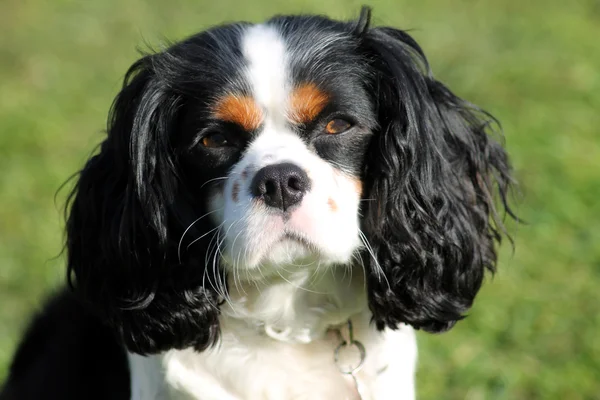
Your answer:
[221,264,367,343]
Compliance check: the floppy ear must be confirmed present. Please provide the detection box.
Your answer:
[359,23,515,333]
[66,56,221,354]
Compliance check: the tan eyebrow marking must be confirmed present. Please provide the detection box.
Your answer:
[288,83,330,124]
[213,95,263,131]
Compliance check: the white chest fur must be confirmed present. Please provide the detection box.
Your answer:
[128,268,417,400]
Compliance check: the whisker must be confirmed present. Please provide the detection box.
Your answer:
[276,264,329,295]
[275,269,327,294]
[247,245,266,293]
[215,220,241,307]
[200,222,226,310]
[351,252,367,292]
[308,260,325,287]
[229,229,246,296]
[208,236,225,305]
[213,230,235,311]
[358,230,391,291]
[285,258,317,269]
[204,225,227,304]
[178,208,222,263]
[204,225,221,269]
[199,176,228,189]
[219,264,233,311]
[342,259,352,283]
[186,224,222,252]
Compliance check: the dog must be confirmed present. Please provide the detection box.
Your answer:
[0,7,515,400]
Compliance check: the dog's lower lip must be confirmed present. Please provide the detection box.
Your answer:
[281,231,315,249]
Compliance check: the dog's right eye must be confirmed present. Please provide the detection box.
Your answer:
[202,132,229,148]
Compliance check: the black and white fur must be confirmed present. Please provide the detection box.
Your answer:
[1,7,514,400]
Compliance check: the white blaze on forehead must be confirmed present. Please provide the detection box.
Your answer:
[241,25,288,115]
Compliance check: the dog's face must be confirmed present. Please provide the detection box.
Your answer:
[193,25,376,276]
[66,9,514,354]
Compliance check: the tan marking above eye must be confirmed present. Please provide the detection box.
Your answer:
[289,83,330,124]
[325,119,352,135]
[212,95,263,131]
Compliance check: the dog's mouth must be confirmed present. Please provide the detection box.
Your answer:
[280,230,319,251]
[235,227,323,273]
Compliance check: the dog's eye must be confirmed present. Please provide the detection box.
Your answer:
[202,132,229,148]
[325,118,352,135]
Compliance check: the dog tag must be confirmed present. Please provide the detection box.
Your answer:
[333,320,368,400]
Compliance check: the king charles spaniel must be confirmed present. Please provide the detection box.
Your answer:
[1,7,515,400]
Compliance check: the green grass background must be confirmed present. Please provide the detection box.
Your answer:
[1,0,599,398]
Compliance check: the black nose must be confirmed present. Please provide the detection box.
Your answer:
[250,163,310,211]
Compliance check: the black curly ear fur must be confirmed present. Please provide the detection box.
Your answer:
[360,25,516,333]
[66,56,221,355]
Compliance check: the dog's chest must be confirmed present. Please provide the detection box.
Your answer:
[139,316,376,400]
[128,269,409,400]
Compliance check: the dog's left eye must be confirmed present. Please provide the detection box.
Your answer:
[202,132,229,148]
[325,118,352,135]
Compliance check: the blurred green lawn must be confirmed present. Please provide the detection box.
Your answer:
[1,0,599,398]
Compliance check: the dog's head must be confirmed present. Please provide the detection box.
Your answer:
[67,7,514,354]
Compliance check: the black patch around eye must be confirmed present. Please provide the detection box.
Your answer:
[177,121,248,186]
[313,128,373,175]
[188,121,250,152]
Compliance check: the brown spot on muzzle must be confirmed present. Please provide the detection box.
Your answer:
[288,83,330,125]
[327,198,338,212]
[213,95,263,131]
